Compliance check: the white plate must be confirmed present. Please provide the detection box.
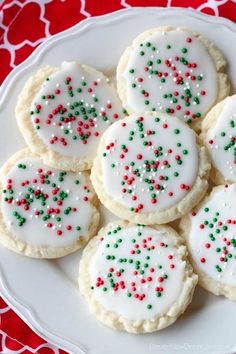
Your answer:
[0,7,236,354]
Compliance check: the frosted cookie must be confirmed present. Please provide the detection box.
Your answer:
[180,184,236,300]
[79,221,198,333]
[91,112,210,225]
[16,61,125,171]
[0,149,100,258]
[201,95,236,184]
[117,27,230,130]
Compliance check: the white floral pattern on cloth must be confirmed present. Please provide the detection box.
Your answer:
[0,297,66,353]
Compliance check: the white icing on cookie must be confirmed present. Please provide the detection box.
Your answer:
[189,184,236,286]
[89,225,185,321]
[207,96,236,181]
[1,158,95,247]
[101,112,198,212]
[123,29,217,123]
[30,61,125,158]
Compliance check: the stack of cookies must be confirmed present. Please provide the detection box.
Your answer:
[1,26,235,334]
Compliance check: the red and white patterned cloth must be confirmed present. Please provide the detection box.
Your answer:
[0,1,235,353]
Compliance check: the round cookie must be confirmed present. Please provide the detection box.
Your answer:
[201,95,236,184]
[117,26,230,130]
[16,61,125,172]
[0,149,100,258]
[79,220,198,333]
[91,111,210,225]
[180,184,236,300]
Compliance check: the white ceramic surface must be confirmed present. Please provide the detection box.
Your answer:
[0,7,236,354]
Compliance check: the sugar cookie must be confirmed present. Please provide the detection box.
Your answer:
[16,62,125,171]
[117,27,230,130]
[79,220,197,333]
[0,149,100,258]
[91,112,210,224]
[201,95,236,184]
[180,184,236,300]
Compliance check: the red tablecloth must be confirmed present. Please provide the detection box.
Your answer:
[0,1,235,353]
